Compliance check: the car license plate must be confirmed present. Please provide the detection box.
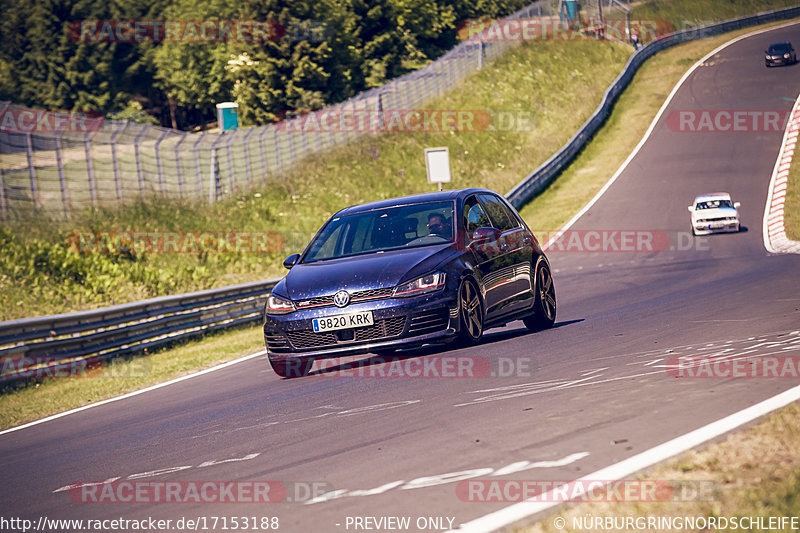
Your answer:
[313,312,374,333]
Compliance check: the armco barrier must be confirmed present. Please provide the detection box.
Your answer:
[506,5,800,208]
[3,7,800,383]
[0,279,277,382]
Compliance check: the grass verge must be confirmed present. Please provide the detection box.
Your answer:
[0,324,264,430]
[520,402,800,533]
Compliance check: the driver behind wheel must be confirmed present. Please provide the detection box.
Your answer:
[427,212,452,239]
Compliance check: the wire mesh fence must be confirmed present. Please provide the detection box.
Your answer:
[0,0,570,220]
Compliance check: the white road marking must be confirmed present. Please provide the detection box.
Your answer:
[451,384,800,532]
[0,350,267,437]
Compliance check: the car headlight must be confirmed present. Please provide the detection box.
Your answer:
[265,293,296,315]
[785,53,791,59]
[393,272,446,297]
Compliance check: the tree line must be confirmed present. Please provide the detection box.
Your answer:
[0,0,530,130]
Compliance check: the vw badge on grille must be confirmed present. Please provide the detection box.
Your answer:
[333,290,350,308]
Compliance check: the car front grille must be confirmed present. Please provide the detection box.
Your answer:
[407,308,450,336]
[697,217,734,223]
[296,288,394,309]
[284,316,407,350]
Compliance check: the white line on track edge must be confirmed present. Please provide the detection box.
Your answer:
[543,19,800,251]
[461,20,800,533]
[762,90,800,253]
[0,350,267,437]
[452,384,800,532]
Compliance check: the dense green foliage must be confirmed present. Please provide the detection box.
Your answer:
[0,0,529,129]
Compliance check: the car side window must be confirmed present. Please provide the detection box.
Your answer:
[463,196,490,243]
[477,193,517,231]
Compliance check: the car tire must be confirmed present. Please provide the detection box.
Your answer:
[523,262,557,331]
[457,278,484,345]
[269,356,313,378]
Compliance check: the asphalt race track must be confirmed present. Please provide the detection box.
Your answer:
[2,23,800,533]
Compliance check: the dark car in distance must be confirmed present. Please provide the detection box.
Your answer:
[263,188,557,377]
[765,41,796,67]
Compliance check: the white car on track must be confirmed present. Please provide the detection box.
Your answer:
[688,193,741,236]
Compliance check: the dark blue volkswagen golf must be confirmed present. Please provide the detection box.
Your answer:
[263,188,556,377]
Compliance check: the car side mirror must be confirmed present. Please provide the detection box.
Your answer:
[734,202,741,208]
[687,206,694,212]
[469,227,502,248]
[283,253,300,269]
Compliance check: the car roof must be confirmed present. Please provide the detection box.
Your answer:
[334,188,499,215]
[768,41,792,48]
[694,192,732,202]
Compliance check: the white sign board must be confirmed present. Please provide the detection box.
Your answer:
[424,147,451,189]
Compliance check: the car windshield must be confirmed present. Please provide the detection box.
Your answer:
[302,200,456,263]
[696,199,733,210]
[769,43,791,54]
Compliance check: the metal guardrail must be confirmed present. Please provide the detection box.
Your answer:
[0,279,277,382]
[2,6,799,383]
[506,5,800,208]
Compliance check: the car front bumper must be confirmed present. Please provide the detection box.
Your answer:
[766,57,793,66]
[263,291,460,362]
[693,221,740,235]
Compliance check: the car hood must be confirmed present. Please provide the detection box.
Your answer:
[281,244,455,300]
[692,207,738,221]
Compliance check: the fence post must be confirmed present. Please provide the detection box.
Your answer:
[83,131,97,207]
[192,131,207,198]
[174,132,188,199]
[0,164,6,221]
[287,128,295,169]
[225,128,238,193]
[209,132,225,204]
[134,124,150,200]
[328,107,336,149]
[154,129,170,196]
[242,127,255,188]
[54,131,71,220]
[25,133,39,210]
[258,126,268,181]
[110,121,128,205]
[273,127,283,174]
